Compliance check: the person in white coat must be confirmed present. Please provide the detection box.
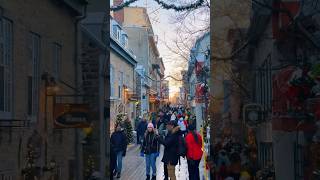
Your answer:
[177,117,187,136]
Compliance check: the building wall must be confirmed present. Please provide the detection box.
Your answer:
[123,7,150,27]
[110,51,135,130]
[0,0,80,179]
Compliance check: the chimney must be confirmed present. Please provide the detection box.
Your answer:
[113,0,124,25]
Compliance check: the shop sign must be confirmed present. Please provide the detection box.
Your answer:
[53,103,90,128]
[243,103,263,127]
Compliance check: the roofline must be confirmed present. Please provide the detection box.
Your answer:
[110,37,137,66]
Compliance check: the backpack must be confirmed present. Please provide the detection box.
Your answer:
[177,135,187,157]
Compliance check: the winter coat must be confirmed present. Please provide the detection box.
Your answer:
[141,132,160,154]
[110,141,116,176]
[111,130,128,153]
[136,121,147,136]
[170,114,176,121]
[158,126,180,165]
[178,119,187,131]
[185,131,203,160]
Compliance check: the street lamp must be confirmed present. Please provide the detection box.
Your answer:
[41,72,59,172]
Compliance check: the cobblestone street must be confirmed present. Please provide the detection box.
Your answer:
[119,144,206,180]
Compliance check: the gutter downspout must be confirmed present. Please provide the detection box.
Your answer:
[74,5,87,180]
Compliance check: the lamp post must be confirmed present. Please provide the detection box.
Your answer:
[41,72,58,176]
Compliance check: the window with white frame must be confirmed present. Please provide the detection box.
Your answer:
[0,18,13,116]
[112,25,117,38]
[122,34,128,48]
[117,28,121,41]
[53,43,62,79]
[29,32,41,121]
[110,65,115,97]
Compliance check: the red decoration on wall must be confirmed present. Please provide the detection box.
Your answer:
[272,1,300,40]
[195,83,205,103]
[195,62,204,76]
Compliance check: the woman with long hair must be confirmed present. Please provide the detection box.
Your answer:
[141,123,160,180]
[185,124,203,180]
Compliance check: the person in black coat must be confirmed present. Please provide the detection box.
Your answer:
[136,117,147,144]
[111,124,128,178]
[157,121,180,180]
[110,140,116,180]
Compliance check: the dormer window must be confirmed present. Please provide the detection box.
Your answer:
[112,24,121,41]
[121,33,128,48]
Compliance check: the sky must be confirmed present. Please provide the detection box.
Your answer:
[110,0,209,96]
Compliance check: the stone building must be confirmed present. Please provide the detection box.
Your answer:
[0,0,87,179]
[109,16,137,131]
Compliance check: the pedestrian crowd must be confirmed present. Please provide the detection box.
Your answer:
[110,105,204,180]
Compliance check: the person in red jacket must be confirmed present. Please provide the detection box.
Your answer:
[185,124,203,180]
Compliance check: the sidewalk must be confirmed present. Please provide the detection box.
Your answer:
[120,144,206,180]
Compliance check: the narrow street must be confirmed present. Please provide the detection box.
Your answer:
[120,144,206,180]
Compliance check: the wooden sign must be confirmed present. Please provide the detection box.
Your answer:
[53,103,90,128]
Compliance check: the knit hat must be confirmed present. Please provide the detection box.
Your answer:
[147,123,154,129]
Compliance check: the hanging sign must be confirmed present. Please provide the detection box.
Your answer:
[53,103,91,128]
[243,103,263,127]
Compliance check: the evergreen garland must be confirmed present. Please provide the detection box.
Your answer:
[154,0,205,11]
[115,113,134,143]
[111,0,205,11]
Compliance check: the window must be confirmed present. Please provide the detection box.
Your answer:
[122,34,128,48]
[0,18,13,116]
[112,25,117,38]
[294,143,304,180]
[126,74,129,87]
[255,54,272,119]
[53,43,62,79]
[27,76,32,115]
[118,71,123,98]
[259,142,273,168]
[223,80,231,113]
[110,65,115,97]
[29,32,41,121]
[112,25,121,41]
[117,29,121,41]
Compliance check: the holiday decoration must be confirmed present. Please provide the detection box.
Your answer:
[84,155,95,178]
[115,113,134,143]
[123,118,134,143]
[111,0,205,11]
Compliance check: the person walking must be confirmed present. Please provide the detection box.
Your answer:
[110,124,128,178]
[110,138,116,180]
[136,117,148,144]
[140,123,160,180]
[157,121,180,180]
[185,124,203,180]
[178,117,188,136]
